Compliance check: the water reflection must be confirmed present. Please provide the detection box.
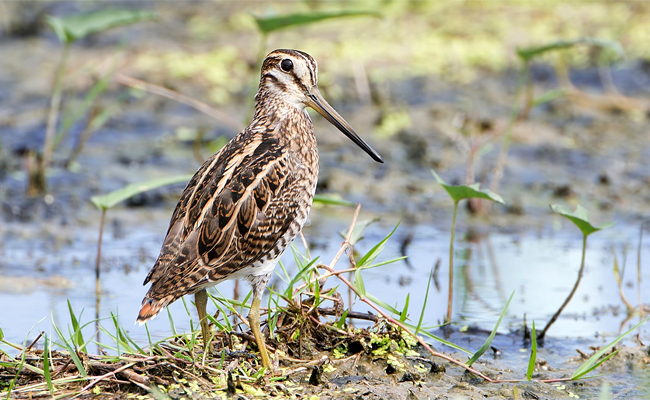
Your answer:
[0,208,648,350]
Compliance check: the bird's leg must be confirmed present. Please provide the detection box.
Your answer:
[249,273,272,370]
[249,296,272,369]
[195,289,210,348]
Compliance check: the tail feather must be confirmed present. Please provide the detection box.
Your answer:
[136,298,166,326]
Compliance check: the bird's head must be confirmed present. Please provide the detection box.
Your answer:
[259,49,383,163]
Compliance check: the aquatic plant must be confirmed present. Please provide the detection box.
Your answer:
[31,9,158,195]
[432,169,505,323]
[538,204,614,342]
[488,37,625,200]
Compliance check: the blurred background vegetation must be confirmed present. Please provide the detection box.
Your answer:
[1,0,649,221]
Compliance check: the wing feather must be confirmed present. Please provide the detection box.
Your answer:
[142,128,309,304]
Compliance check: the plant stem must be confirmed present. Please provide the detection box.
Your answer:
[638,222,644,319]
[446,201,459,323]
[539,235,588,342]
[42,42,70,174]
[95,209,106,296]
[489,62,528,195]
[95,208,106,350]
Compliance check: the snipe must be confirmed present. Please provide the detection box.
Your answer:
[136,49,383,370]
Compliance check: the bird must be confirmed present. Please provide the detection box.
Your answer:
[136,49,383,370]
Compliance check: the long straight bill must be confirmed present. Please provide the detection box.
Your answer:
[307,88,383,163]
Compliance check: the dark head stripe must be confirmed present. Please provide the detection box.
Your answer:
[262,49,317,86]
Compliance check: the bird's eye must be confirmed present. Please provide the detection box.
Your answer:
[280,59,293,72]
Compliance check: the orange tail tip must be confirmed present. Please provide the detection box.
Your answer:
[136,299,162,326]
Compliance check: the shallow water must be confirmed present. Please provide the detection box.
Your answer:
[0,204,647,351]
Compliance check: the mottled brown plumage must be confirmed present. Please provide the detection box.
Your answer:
[136,49,382,369]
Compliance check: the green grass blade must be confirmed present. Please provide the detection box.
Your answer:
[526,321,537,381]
[574,350,620,381]
[52,319,87,378]
[336,310,349,329]
[5,342,27,398]
[66,300,85,352]
[365,292,400,315]
[362,256,408,270]
[415,269,434,335]
[145,324,154,356]
[572,317,648,379]
[166,308,177,336]
[357,223,400,267]
[403,323,472,355]
[284,257,319,297]
[353,268,366,297]
[399,294,410,323]
[277,260,291,284]
[206,313,228,333]
[466,291,514,366]
[91,174,193,210]
[42,333,54,395]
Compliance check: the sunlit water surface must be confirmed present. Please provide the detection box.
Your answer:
[0,207,648,353]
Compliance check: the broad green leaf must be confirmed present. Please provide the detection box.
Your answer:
[516,38,624,62]
[357,223,399,267]
[432,170,505,205]
[313,195,355,207]
[466,291,514,366]
[572,317,648,379]
[526,321,537,381]
[91,174,192,210]
[46,9,158,44]
[340,218,380,246]
[253,10,380,34]
[0,326,3,340]
[550,204,615,237]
